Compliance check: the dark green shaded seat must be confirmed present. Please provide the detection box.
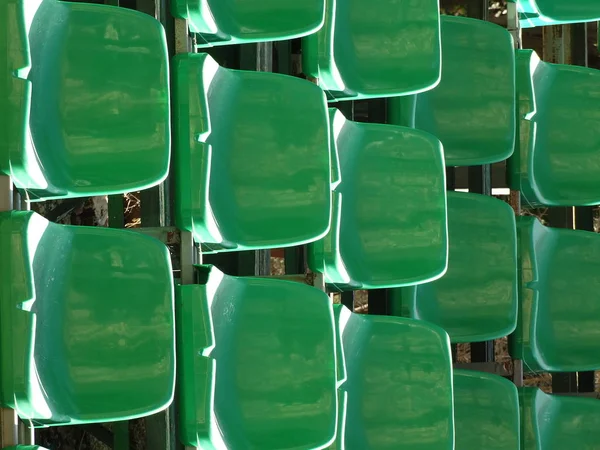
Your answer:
[0,0,170,201]
[173,53,332,253]
[520,387,600,449]
[508,49,600,206]
[333,305,454,450]
[172,0,325,47]
[509,0,600,28]
[177,266,338,449]
[453,370,520,450]
[389,16,516,166]
[302,0,441,101]
[391,192,518,343]
[512,216,600,372]
[0,211,175,426]
[308,108,447,289]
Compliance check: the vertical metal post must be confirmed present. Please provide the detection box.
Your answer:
[0,408,18,447]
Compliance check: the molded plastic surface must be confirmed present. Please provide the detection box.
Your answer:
[520,387,600,450]
[334,305,454,450]
[453,370,520,450]
[0,0,170,201]
[389,16,515,166]
[511,0,600,28]
[392,192,517,343]
[508,50,600,206]
[302,0,441,101]
[512,216,600,372]
[308,109,447,289]
[173,53,332,253]
[0,211,175,425]
[172,0,324,46]
[4,447,48,450]
[177,266,338,449]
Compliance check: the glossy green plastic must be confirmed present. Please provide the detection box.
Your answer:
[334,305,454,450]
[508,49,600,206]
[4,447,48,450]
[0,211,175,426]
[454,370,520,450]
[512,216,600,372]
[0,0,170,201]
[308,109,447,289]
[302,0,441,101]
[391,192,517,343]
[172,0,324,47]
[173,53,332,253]
[520,387,600,449]
[509,0,600,28]
[389,16,516,166]
[177,266,338,449]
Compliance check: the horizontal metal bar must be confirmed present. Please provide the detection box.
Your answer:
[453,362,512,377]
[130,226,181,245]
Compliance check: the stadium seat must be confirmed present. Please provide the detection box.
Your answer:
[0,0,170,201]
[334,305,454,450]
[520,387,600,449]
[302,0,441,100]
[389,16,516,166]
[454,370,600,450]
[0,211,175,426]
[172,0,325,46]
[453,370,520,450]
[308,108,447,289]
[512,216,600,372]
[177,266,338,449]
[173,53,332,253]
[508,49,600,206]
[391,192,518,343]
[510,0,600,28]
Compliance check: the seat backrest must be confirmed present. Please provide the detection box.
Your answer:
[391,192,518,343]
[8,0,170,200]
[454,370,520,450]
[0,0,31,180]
[173,0,324,45]
[174,53,332,253]
[308,108,447,289]
[389,16,516,166]
[303,0,441,100]
[0,211,175,424]
[177,266,338,449]
[517,0,600,26]
[514,49,600,206]
[514,216,600,372]
[520,387,600,450]
[333,305,454,450]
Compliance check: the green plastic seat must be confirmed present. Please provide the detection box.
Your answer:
[512,216,600,372]
[509,0,600,28]
[0,211,175,426]
[520,387,600,450]
[308,108,447,289]
[0,0,170,201]
[177,266,338,449]
[508,49,600,206]
[4,447,48,450]
[302,0,441,101]
[173,53,332,253]
[172,0,324,47]
[453,370,520,450]
[391,192,518,343]
[334,305,454,450]
[389,16,516,166]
